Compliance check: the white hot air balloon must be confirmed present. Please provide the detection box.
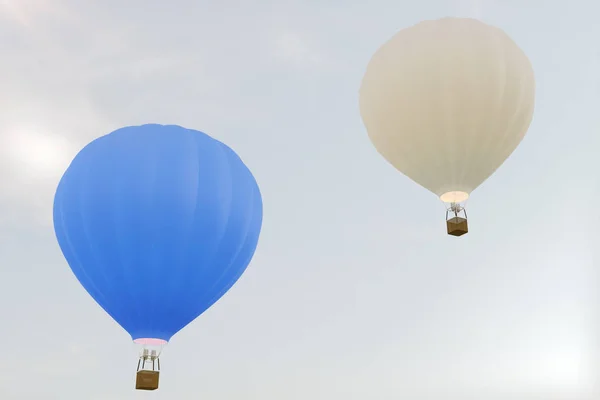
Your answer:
[359,17,535,236]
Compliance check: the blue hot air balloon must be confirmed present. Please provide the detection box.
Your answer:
[53,124,263,390]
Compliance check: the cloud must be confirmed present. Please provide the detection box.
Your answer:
[0,97,110,227]
[0,0,45,28]
[0,0,76,30]
[274,31,332,71]
[454,0,490,19]
[0,127,76,227]
[1,127,75,180]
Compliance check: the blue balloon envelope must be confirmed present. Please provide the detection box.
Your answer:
[53,124,263,343]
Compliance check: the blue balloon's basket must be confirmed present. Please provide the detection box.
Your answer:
[135,370,160,390]
[135,349,160,390]
[136,370,160,390]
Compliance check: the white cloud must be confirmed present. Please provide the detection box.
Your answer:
[1,127,75,180]
[0,128,76,227]
[274,31,330,70]
[454,0,489,19]
[0,0,75,29]
[0,102,109,227]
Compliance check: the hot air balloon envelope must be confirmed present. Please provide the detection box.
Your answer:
[53,124,263,343]
[359,17,535,204]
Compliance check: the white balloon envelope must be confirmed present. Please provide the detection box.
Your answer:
[359,17,536,236]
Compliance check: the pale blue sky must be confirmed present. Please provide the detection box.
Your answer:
[0,1,599,399]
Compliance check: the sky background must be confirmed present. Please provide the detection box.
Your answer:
[1,0,599,399]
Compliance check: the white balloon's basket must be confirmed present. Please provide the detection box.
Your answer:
[445,203,468,237]
[446,216,468,236]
